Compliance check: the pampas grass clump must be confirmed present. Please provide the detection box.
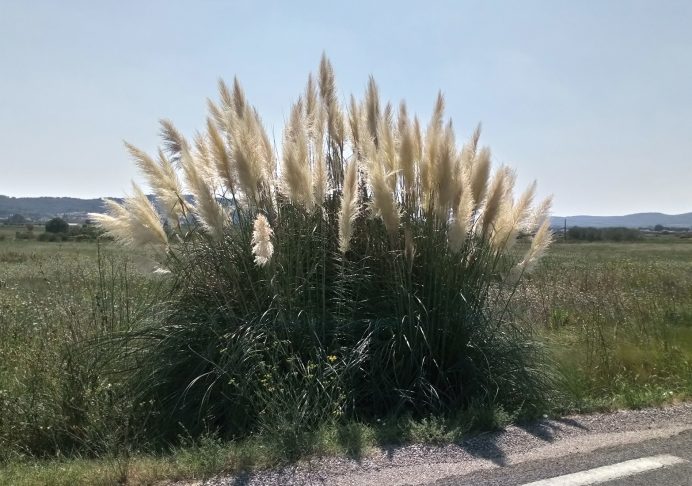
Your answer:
[95,55,555,444]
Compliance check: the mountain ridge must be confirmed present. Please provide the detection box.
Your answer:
[550,212,692,228]
[1,195,690,228]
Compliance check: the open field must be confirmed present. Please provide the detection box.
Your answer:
[0,236,690,484]
[520,239,692,410]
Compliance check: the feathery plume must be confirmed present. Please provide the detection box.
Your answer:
[155,148,187,223]
[230,108,265,201]
[251,213,274,267]
[304,74,318,132]
[207,118,235,194]
[232,77,247,118]
[318,54,344,149]
[124,142,161,185]
[282,100,313,208]
[347,95,361,154]
[311,105,327,203]
[207,98,225,131]
[193,132,218,186]
[461,123,482,167]
[251,107,276,182]
[218,79,234,113]
[97,183,168,247]
[89,199,132,245]
[479,167,506,238]
[365,76,380,143]
[338,160,359,252]
[378,109,397,192]
[435,120,457,217]
[126,183,169,247]
[123,142,184,225]
[448,183,474,251]
[179,134,226,239]
[159,119,188,160]
[512,181,537,230]
[421,92,445,209]
[516,219,552,274]
[397,102,416,199]
[367,148,400,234]
[527,195,553,233]
[491,180,536,251]
[470,147,491,210]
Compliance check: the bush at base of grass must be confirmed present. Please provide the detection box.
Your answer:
[127,209,557,448]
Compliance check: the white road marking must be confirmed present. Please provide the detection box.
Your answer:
[521,454,688,486]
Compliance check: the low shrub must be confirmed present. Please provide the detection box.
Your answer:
[14,231,36,240]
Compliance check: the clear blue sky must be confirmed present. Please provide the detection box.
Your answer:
[1,0,690,216]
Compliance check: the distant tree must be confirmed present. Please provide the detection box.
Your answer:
[45,217,69,234]
[25,223,34,232]
[567,226,641,242]
[654,224,664,232]
[6,214,26,225]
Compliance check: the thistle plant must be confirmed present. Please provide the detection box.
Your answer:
[93,55,555,442]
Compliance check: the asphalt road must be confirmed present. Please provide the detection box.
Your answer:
[187,403,692,486]
[435,428,691,485]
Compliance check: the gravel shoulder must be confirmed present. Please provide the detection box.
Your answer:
[179,402,692,486]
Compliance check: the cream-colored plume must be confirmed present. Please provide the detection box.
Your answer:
[527,195,553,233]
[397,102,416,200]
[126,184,169,247]
[311,105,327,203]
[123,142,186,225]
[178,132,226,240]
[89,199,133,246]
[92,184,168,248]
[421,93,445,211]
[491,180,536,251]
[479,167,506,238]
[251,213,274,267]
[365,76,380,143]
[378,108,397,192]
[95,55,553,274]
[367,148,400,234]
[319,54,345,150]
[338,160,359,252]
[207,118,235,194]
[282,100,314,208]
[434,121,457,217]
[470,147,491,211]
[448,182,475,251]
[347,95,362,154]
[515,219,552,274]
[229,106,265,201]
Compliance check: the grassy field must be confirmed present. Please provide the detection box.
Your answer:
[521,238,692,410]
[1,233,690,484]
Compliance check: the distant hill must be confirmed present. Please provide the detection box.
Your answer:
[551,212,692,229]
[1,195,690,229]
[0,196,110,220]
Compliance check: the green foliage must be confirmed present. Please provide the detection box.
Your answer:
[14,230,36,240]
[1,238,691,484]
[567,226,642,242]
[6,213,27,224]
[0,244,164,461]
[129,195,555,448]
[45,217,69,234]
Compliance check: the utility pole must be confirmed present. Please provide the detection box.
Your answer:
[564,218,567,241]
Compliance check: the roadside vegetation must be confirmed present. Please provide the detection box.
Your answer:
[1,58,690,484]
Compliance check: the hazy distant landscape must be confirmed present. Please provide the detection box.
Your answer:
[2,195,691,229]
[551,212,692,228]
